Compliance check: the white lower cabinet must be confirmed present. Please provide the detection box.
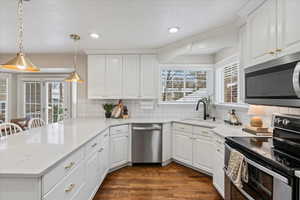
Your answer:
[172,123,213,173]
[85,152,99,200]
[110,131,129,169]
[213,135,225,198]
[173,132,193,165]
[192,136,213,173]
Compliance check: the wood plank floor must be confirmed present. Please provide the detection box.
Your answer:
[93,162,223,200]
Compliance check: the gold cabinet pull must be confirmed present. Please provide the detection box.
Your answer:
[65,184,75,193]
[275,48,282,52]
[64,162,75,170]
[268,51,275,55]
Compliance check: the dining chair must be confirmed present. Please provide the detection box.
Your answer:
[28,118,46,129]
[0,123,23,137]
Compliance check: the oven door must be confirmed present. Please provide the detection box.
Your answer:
[225,144,292,200]
[245,53,300,107]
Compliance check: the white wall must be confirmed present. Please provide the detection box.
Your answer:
[0,53,207,120]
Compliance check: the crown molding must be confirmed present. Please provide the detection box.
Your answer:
[84,49,158,55]
[236,0,266,25]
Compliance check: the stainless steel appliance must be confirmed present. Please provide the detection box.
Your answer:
[132,123,162,163]
[224,114,300,200]
[245,52,300,107]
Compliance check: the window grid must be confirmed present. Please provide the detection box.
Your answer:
[223,63,239,103]
[161,69,208,103]
[47,81,65,124]
[24,81,41,119]
[0,78,8,122]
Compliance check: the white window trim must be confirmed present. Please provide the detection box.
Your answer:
[158,64,214,104]
[215,54,243,105]
[0,73,11,121]
[17,74,72,120]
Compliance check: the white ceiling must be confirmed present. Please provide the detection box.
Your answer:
[0,0,249,53]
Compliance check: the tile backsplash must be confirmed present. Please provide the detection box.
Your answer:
[77,99,203,119]
[213,105,300,127]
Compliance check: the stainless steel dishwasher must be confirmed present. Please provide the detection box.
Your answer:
[132,123,162,163]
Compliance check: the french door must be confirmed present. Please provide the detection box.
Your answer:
[21,79,71,124]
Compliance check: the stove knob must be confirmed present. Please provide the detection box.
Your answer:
[274,118,282,125]
[282,119,290,126]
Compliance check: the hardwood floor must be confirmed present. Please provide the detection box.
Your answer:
[93,162,222,200]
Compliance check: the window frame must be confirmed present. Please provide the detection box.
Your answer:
[215,55,243,106]
[158,64,214,105]
[0,73,10,122]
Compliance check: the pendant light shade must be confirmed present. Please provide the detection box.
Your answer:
[65,71,84,83]
[65,34,84,83]
[1,0,40,72]
[2,53,39,72]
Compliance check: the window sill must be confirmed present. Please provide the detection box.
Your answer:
[214,103,249,110]
[158,102,197,105]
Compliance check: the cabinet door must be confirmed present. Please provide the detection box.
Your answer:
[85,153,99,199]
[106,55,123,98]
[173,132,193,165]
[162,123,172,163]
[213,151,225,198]
[88,55,106,99]
[193,137,213,173]
[123,55,140,98]
[247,0,277,65]
[278,0,300,56]
[110,135,128,168]
[140,55,158,99]
[103,132,110,173]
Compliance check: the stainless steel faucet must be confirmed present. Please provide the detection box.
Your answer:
[196,99,208,120]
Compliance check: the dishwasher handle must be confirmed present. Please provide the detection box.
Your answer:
[132,127,162,131]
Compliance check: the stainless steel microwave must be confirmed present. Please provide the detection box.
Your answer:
[245,52,300,107]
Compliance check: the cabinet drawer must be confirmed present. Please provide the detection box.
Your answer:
[173,123,193,133]
[86,135,101,158]
[43,147,84,195]
[43,163,85,200]
[193,126,212,138]
[110,125,129,135]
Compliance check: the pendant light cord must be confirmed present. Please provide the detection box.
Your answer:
[17,0,24,53]
[73,38,79,71]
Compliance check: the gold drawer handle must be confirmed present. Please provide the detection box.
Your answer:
[64,162,75,170]
[91,143,98,148]
[65,184,75,193]
[275,48,282,52]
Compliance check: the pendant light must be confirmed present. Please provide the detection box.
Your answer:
[1,0,40,72]
[65,34,84,83]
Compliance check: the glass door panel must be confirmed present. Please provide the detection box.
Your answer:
[46,81,65,124]
[24,81,42,119]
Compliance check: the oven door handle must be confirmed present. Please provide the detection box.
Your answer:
[293,62,300,98]
[225,144,289,184]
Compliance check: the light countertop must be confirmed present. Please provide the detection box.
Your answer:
[0,117,252,177]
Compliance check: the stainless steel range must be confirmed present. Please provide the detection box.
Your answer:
[224,114,300,200]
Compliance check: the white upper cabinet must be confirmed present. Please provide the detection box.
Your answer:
[247,0,277,66]
[245,0,300,67]
[122,55,140,98]
[87,54,158,99]
[277,0,300,56]
[106,55,123,98]
[88,55,106,99]
[140,55,158,99]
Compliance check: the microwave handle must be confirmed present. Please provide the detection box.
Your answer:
[225,144,288,184]
[293,62,300,98]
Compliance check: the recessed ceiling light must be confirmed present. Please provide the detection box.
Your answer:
[90,33,100,39]
[168,27,180,33]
